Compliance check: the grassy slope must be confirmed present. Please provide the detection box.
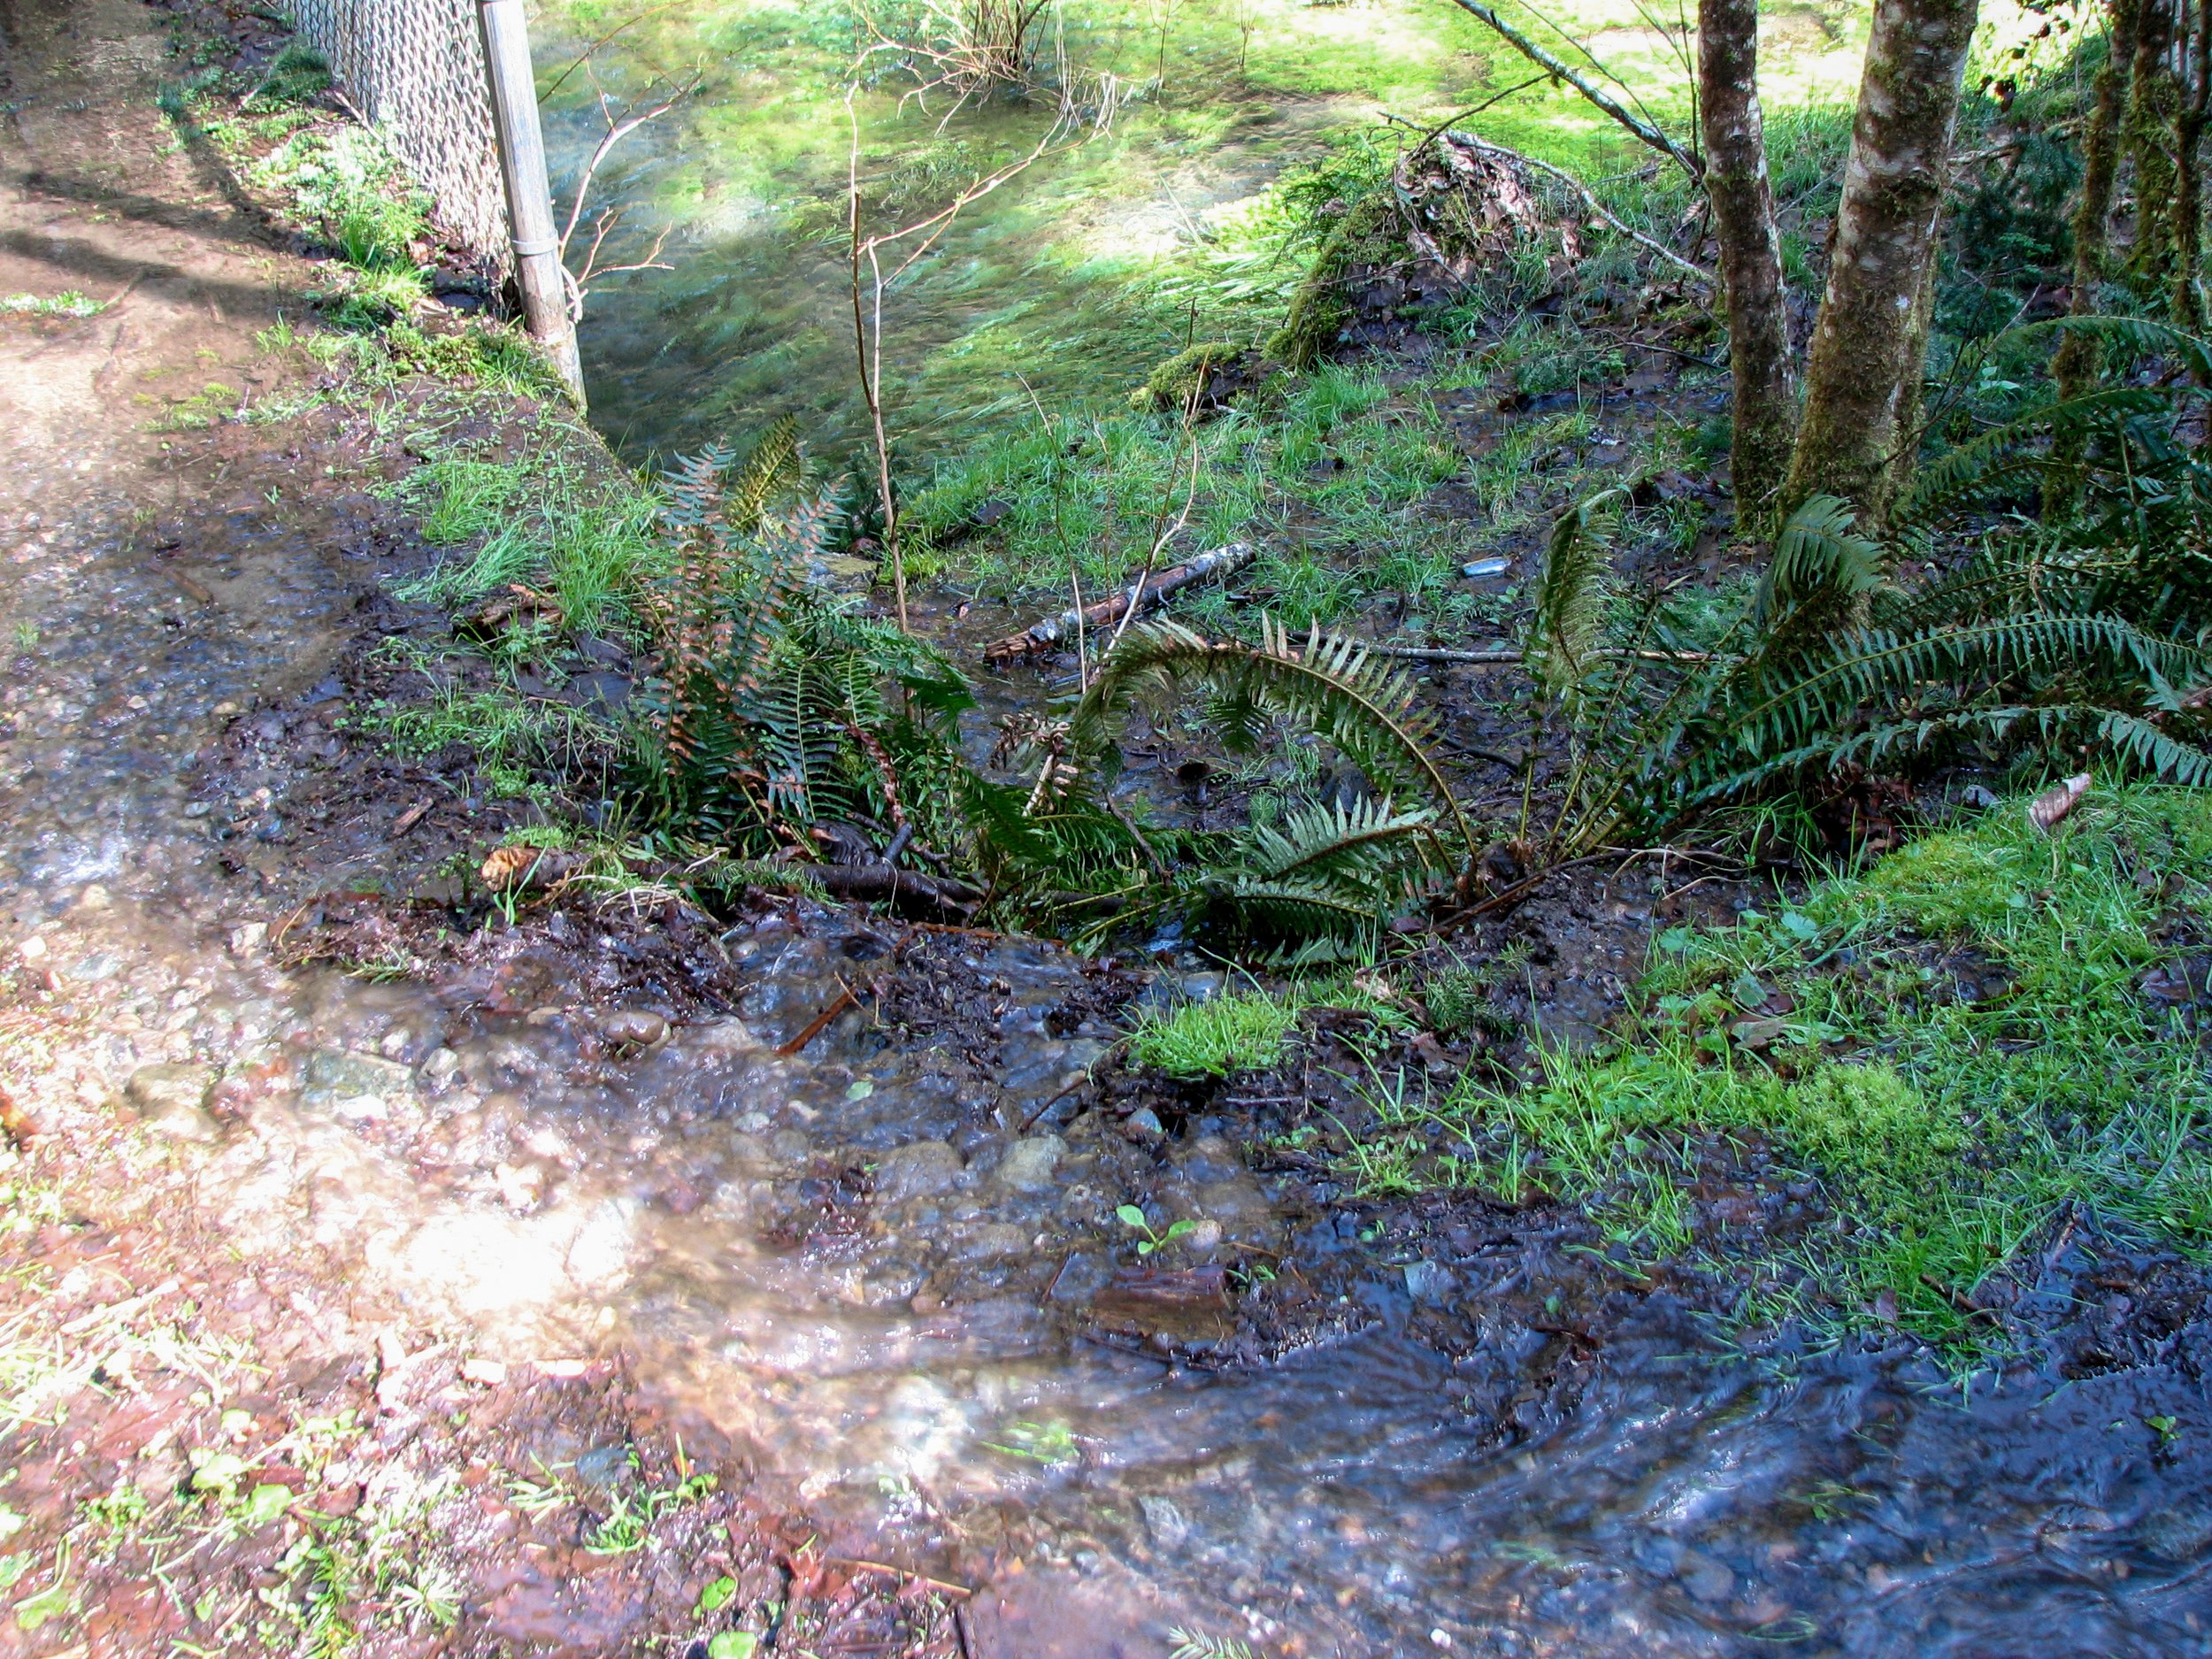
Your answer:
[528,0,1872,456]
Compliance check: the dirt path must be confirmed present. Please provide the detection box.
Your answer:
[0,8,961,1656]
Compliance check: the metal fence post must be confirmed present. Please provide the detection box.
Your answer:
[475,0,587,409]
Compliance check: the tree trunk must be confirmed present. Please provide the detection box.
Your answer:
[2048,0,2142,511]
[1782,0,1982,522]
[2127,0,2181,291]
[2175,0,2208,325]
[2054,0,2140,408]
[1698,0,1794,513]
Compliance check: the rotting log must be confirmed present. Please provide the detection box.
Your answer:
[982,542,1256,664]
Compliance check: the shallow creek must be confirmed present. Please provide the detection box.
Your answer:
[2,448,2209,1657]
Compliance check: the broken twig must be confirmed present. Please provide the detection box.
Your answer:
[983,541,1256,663]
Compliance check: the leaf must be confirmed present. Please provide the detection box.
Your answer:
[1116,1204,1148,1229]
[697,1576,740,1616]
[480,844,579,891]
[241,1483,293,1529]
[12,1580,66,1632]
[707,1633,760,1659]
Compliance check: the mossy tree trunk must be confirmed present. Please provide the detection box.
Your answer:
[2126,0,2182,292]
[1698,0,1794,515]
[2174,0,2209,326]
[1782,0,1981,523]
[2053,0,2140,409]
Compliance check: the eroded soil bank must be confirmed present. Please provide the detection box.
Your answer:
[2,4,2211,1659]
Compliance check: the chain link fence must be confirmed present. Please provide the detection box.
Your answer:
[286,0,511,270]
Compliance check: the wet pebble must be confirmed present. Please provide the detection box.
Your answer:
[1122,1108,1165,1144]
[990,1134,1064,1194]
[1677,1550,1736,1604]
[124,1062,221,1142]
[598,1009,668,1048]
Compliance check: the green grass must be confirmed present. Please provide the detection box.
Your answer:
[909,362,1497,630]
[359,673,618,802]
[1130,987,1306,1077]
[0,291,104,320]
[1363,783,2212,1362]
[386,445,663,641]
[1129,974,1409,1075]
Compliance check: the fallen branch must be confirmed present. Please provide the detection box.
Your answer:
[777,980,857,1056]
[1363,641,1708,665]
[1363,641,1524,664]
[983,541,1256,663]
[799,862,981,915]
[1440,0,1701,179]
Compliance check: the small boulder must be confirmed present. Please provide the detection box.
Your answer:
[125,1064,221,1143]
[991,1134,1065,1194]
[873,1141,966,1202]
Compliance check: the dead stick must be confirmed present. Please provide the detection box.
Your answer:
[983,541,1254,662]
[826,1557,974,1599]
[1363,642,1523,664]
[777,982,856,1056]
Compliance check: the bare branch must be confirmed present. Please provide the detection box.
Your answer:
[549,68,698,321]
[1441,0,1702,178]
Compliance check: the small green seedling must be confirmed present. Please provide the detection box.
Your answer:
[696,1576,739,1617]
[981,1419,1080,1468]
[2147,1414,2182,1448]
[1117,1205,1194,1256]
[708,1633,759,1659]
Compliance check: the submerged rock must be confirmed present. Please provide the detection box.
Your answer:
[873,1141,966,1202]
[125,1063,221,1142]
[991,1134,1065,1194]
[303,1050,419,1119]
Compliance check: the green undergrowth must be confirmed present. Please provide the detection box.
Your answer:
[907,359,1694,635]
[1130,976,1409,1076]
[1359,784,2212,1363]
[160,42,435,330]
[385,450,664,641]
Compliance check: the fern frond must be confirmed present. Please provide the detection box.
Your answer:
[723,416,804,532]
[1756,493,1886,626]
[1214,877,1382,940]
[1071,618,1477,861]
[1528,488,1623,712]
[1894,388,2170,526]
[2024,313,2212,384]
[1168,1630,1257,1659]
[1242,796,1437,885]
